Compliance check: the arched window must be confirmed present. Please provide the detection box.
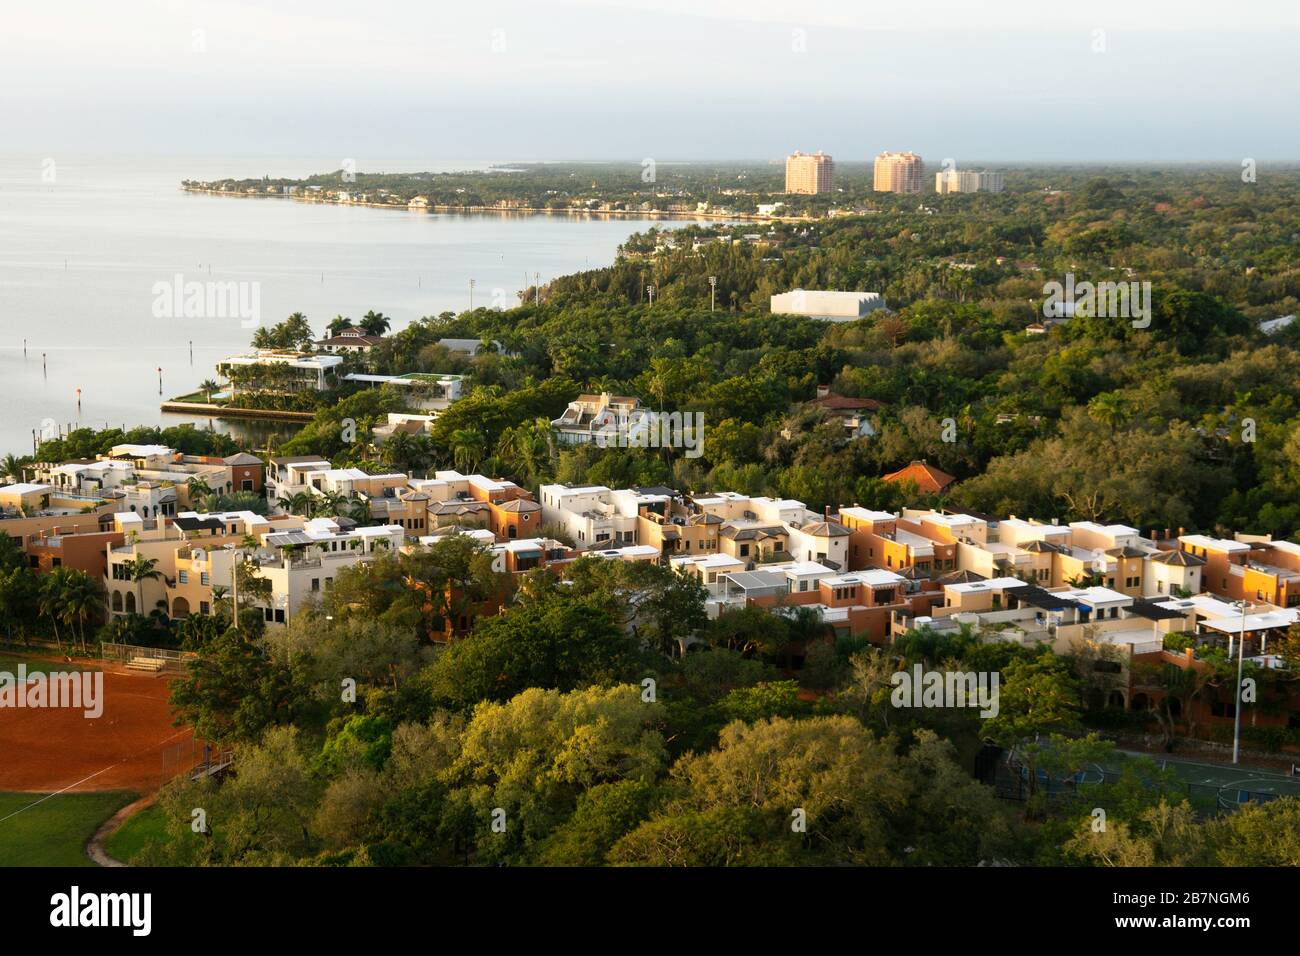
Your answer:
[124,591,137,613]
[172,597,191,617]
[111,591,123,612]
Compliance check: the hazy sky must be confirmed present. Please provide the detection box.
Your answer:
[4,0,1297,162]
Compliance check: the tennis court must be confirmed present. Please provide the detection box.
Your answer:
[997,747,1300,813]
[1113,751,1300,810]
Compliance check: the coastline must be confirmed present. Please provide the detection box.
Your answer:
[159,401,317,423]
[179,186,815,224]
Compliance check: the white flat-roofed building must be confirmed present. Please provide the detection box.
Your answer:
[538,483,641,549]
[672,552,748,595]
[585,544,660,563]
[770,289,886,322]
[415,528,497,549]
[218,351,344,391]
[838,506,897,525]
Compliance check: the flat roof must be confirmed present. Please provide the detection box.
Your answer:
[946,576,1027,594]
[825,569,907,587]
[0,483,53,495]
[838,507,896,523]
[1202,609,1299,633]
[1181,534,1249,553]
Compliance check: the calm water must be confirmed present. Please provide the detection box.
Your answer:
[0,154,676,457]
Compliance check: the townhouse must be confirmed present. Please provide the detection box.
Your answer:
[35,445,263,515]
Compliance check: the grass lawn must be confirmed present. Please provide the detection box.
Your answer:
[104,803,170,864]
[0,652,97,678]
[0,791,136,866]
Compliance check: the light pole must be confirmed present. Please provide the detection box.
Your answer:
[708,275,717,312]
[230,547,240,631]
[534,272,541,306]
[469,278,476,311]
[1232,599,1248,765]
[646,284,655,306]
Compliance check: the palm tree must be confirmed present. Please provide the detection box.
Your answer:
[450,428,487,475]
[38,568,71,651]
[346,494,372,525]
[1088,392,1131,429]
[199,379,220,403]
[1,454,25,482]
[60,570,104,654]
[317,490,346,517]
[383,431,419,473]
[497,418,553,483]
[187,476,213,510]
[125,554,162,624]
[359,310,391,336]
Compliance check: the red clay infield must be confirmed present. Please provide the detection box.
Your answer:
[0,657,192,795]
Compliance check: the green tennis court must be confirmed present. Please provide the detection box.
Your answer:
[1114,751,1300,810]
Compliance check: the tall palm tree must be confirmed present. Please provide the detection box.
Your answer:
[497,418,552,483]
[125,554,162,623]
[450,428,487,475]
[383,431,418,473]
[38,568,71,651]
[359,310,391,336]
[60,570,104,654]
[199,379,220,403]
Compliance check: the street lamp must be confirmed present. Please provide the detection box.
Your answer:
[646,284,655,306]
[1232,599,1248,765]
[708,275,717,312]
[469,278,476,311]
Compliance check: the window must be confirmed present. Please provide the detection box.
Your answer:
[311,578,320,591]
[200,601,210,615]
[179,570,189,584]
[51,558,61,568]
[739,544,750,557]
[799,580,808,592]
[201,572,210,586]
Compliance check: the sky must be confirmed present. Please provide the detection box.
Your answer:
[3,0,1298,162]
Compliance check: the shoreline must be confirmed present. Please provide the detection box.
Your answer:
[160,401,316,423]
[179,187,816,224]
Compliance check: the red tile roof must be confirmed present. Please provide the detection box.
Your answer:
[881,460,957,494]
[811,393,884,412]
